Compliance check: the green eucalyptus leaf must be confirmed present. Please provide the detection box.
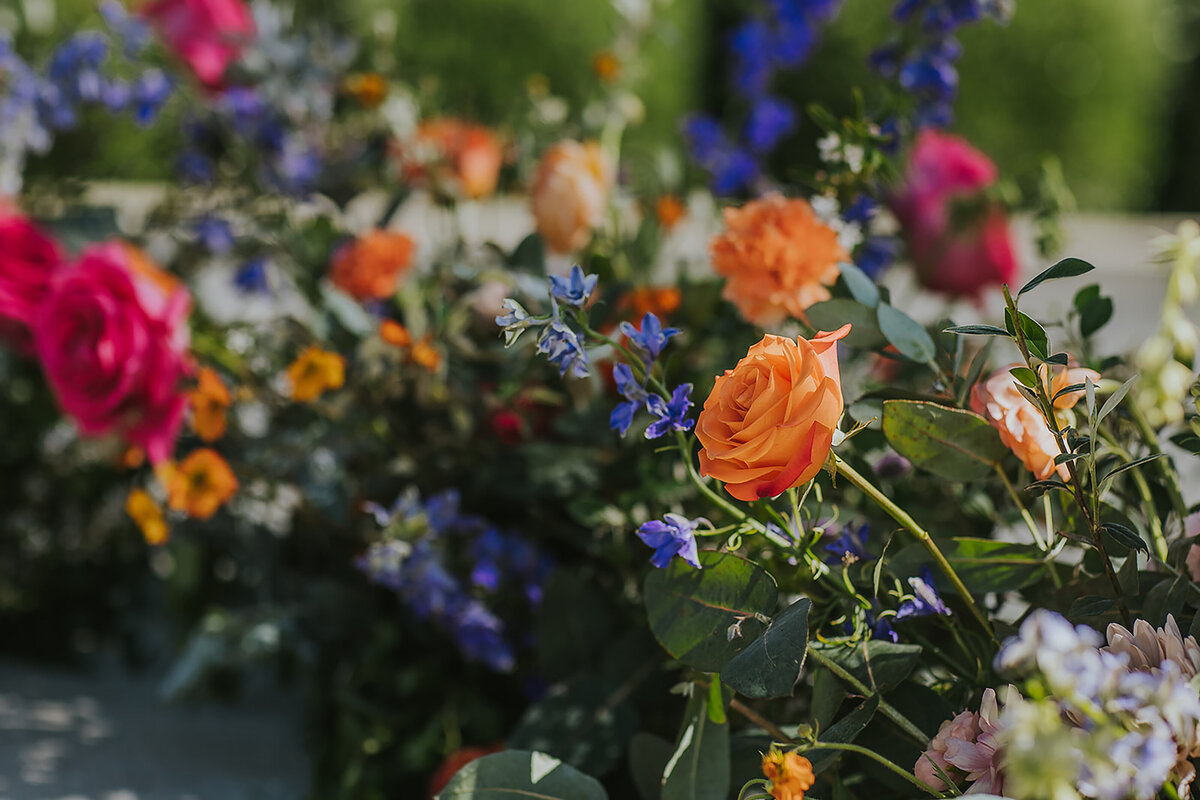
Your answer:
[1018,257,1096,295]
[1097,375,1137,424]
[943,324,1011,337]
[877,303,936,364]
[437,750,608,800]
[629,733,674,800]
[661,687,730,800]
[812,641,922,693]
[1098,522,1149,554]
[643,552,778,672]
[807,696,881,774]
[806,299,887,349]
[881,400,1007,482]
[839,262,880,308]
[1010,367,1038,388]
[722,597,812,699]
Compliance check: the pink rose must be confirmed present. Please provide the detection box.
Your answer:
[34,242,192,463]
[0,214,66,351]
[891,129,1018,300]
[141,0,255,87]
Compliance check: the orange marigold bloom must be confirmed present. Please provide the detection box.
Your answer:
[190,366,232,442]
[379,319,412,348]
[710,194,846,328]
[343,72,388,108]
[762,749,815,800]
[592,50,620,82]
[126,487,169,545]
[655,195,686,230]
[328,230,415,301]
[411,336,442,372]
[162,448,238,520]
[531,140,614,254]
[288,347,346,402]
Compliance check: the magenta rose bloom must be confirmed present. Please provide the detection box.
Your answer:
[0,214,66,352]
[141,0,255,87]
[34,242,193,463]
[890,129,1018,300]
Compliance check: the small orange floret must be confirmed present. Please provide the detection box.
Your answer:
[190,366,232,442]
[592,51,620,82]
[655,195,686,230]
[411,336,442,372]
[762,749,816,800]
[162,448,238,520]
[328,230,415,301]
[343,72,388,108]
[379,319,412,348]
[625,286,682,320]
[125,487,169,545]
[287,347,346,402]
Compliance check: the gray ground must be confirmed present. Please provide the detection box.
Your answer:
[0,660,307,800]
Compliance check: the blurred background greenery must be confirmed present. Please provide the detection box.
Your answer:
[15,0,1200,211]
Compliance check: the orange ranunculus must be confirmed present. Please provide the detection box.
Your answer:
[343,72,388,108]
[287,346,345,402]
[410,336,441,372]
[762,749,816,800]
[709,194,847,328]
[970,361,1100,480]
[190,366,232,441]
[328,230,415,301]
[161,448,238,519]
[126,487,169,545]
[379,319,412,347]
[655,194,686,230]
[399,118,504,200]
[531,140,613,254]
[697,325,850,502]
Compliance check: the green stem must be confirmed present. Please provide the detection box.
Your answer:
[1128,402,1190,523]
[994,464,1047,550]
[796,741,944,796]
[831,455,995,640]
[807,648,930,745]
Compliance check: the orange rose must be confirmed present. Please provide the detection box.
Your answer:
[709,194,846,327]
[697,325,850,502]
[970,361,1100,480]
[328,230,415,301]
[530,140,613,254]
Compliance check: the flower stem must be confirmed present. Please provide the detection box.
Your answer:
[807,648,930,745]
[830,455,995,640]
[1128,401,1190,524]
[795,741,943,796]
[994,464,1047,550]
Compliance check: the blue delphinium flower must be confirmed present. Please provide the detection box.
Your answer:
[823,523,872,564]
[895,565,952,619]
[196,216,235,254]
[620,313,680,362]
[610,363,650,437]
[548,264,598,308]
[450,601,516,672]
[536,319,590,378]
[131,69,172,125]
[637,513,704,568]
[233,258,271,294]
[745,95,798,154]
[645,384,694,439]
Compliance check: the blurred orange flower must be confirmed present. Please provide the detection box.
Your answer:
[411,336,442,372]
[709,194,845,327]
[379,319,412,348]
[328,230,415,301]
[125,487,169,545]
[531,140,613,254]
[592,51,620,82]
[343,72,388,108]
[161,448,238,520]
[762,749,815,800]
[655,195,686,230]
[399,118,504,200]
[190,367,232,441]
[288,347,345,402]
[623,286,682,320]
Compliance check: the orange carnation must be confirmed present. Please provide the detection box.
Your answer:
[328,230,415,301]
[697,325,850,502]
[970,361,1099,480]
[190,367,232,442]
[709,194,846,328]
[762,749,815,800]
[531,140,613,254]
[161,448,238,520]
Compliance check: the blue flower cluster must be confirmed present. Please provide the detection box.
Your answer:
[0,1,172,193]
[637,513,705,569]
[610,313,693,439]
[496,265,596,378]
[870,0,1010,130]
[356,489,552,672]
[683,0,845,195]
[843,195,899,278]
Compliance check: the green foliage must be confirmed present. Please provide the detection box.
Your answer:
[881,401,1008,482]
[722,597,811,699]
[437,749,609,799]
[661,687,730,800]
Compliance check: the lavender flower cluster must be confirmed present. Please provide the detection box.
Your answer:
[0,0,172,194]
[993,610,1200,800]
[355,489,552,673]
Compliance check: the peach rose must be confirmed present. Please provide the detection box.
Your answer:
[530,140,613,254]
[696,325,850,502]
[328,230,415,301]
[970,361,1100,480]
[709,194,847,328]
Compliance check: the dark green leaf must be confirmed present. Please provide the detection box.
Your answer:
[661,688,730,800]
[840,262,880,308]
[1099,454,1165,496]
[881,401,1007,481]
[1018,257,1096,295]
[510,233,547,271]
[643,552,778,672]
[508,678,638,777]
[957,338,995,407]
[437,750,608,799]
[1097,375,1136,424]
[629,733,674,800]
[812,641,922,693]
[1025,479,1071,497]
[1069,595,1115,618]
[807,696,881,774]
[811,667,845,732]
[1005,308,1050,359]
[806,299,887,349]
[1080,297,1114,338]
[1044,352,1070,366]
[1054,452,1083,465]
[722,598,811,699]
[1053,383,1087,402]
[943,324,1011,337]
[1010,367,1038,388]
[877,304,936,364]
[1118,553,1140,596]
[888,538,1045,594]
[1170,431,1200,455]
[1098,522,1149,553]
